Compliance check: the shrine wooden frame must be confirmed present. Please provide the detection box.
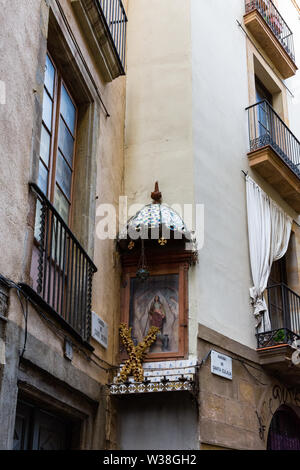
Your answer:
[120,257,189,362]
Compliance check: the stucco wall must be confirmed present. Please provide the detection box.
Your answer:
[190,0,255,350]
[124,0,194,209]
[0,0,48,282]
[190,0,300,351]
[0,1,127,448]
[124,0,196,365]
[124,0,260,353]
[278,0,300,138]
[125,0,299,355]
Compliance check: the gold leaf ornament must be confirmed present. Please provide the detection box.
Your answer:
[117,323,159,383]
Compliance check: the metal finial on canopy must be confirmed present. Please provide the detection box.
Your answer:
[151,181,162,204]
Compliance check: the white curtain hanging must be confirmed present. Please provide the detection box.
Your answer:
[246,176,292,333]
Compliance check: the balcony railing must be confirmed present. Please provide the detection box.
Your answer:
[247,100,300,179]
[257,283,300,348]
[245,0,295,62]
[29,183,97,342]
[98,0,127,73]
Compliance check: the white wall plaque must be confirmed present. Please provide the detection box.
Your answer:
[91,311,108,349]
[210,350,232,380]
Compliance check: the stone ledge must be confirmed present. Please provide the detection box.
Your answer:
[198,323,260,365]
[7,320,101,403]
[243,9,297,79]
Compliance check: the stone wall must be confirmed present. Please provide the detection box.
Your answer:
[198,324,300,450]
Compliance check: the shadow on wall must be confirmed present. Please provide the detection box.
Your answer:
[116,392,199,450]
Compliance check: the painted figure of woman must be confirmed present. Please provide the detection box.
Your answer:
[148,295,169,351]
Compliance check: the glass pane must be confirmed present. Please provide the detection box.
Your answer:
[60,85,76,135]
[54,186,70,225]
[56,151,72,199]
[42,89,53,131]
[45,55,55,98]
[40,125,51,166]
[38,160,48,195]
[58,118,74,167]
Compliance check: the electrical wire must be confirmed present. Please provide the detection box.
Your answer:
[54,0,111,118]
[0,274,116,373]
[0,275,274,384]
[198,346,268,386]
[234,358,268,386]
[17,289,28,360]
[0,275,29,360]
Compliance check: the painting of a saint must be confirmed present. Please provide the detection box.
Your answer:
[148,295,168,351]
[129,274,179,354]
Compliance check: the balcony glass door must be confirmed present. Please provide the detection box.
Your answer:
[255,78,273,146]
[267,257,290,331]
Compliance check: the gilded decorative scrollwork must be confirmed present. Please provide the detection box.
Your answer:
[117,323,159,383]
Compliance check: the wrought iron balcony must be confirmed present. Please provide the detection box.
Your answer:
[244,0,297,78]
[247,100,300,177]
[27,183,97,343]
[246,100,300,212]
[98,0,127,73]
[257,283,300,349]
[245,0,295,62]
[71,0,127,81]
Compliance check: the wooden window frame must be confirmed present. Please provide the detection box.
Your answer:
[120,261,189,362]
[40,51,78,228]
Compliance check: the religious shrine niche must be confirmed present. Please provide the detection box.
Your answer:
[117,182,197,362]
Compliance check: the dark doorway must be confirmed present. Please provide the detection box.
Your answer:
[267,405,300,450]
[255,76,273,106]
[267,256,289,331]
[13,400,76,450]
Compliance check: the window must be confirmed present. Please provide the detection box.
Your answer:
[255,76,274,140]
[268,257,287,287]
[13,400,76,450]
[27,9,99,342]
[38,53,77,225]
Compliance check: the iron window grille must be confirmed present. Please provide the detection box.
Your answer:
[29,182,97,342]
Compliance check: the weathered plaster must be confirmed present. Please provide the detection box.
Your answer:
[0,0,127,449]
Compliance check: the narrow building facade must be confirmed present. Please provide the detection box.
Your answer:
[0,0,300,451]
[0,0,127,450]
[114,0,300,450]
